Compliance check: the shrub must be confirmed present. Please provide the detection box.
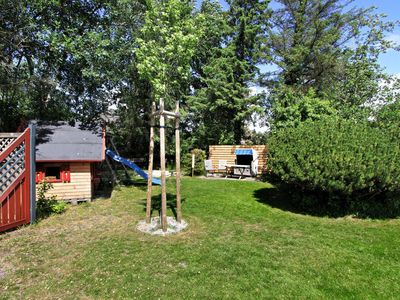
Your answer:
[36,181,67,219]
[268,116,400,217]
[271,87,337,130]
[182,148,206,176]
[376,99,400,140]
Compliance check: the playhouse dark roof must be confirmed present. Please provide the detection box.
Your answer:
[33,121,105,162]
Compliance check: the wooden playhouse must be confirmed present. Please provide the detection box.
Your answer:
[34,121,105,203]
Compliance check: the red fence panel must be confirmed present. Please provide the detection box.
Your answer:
[0,128,32,232]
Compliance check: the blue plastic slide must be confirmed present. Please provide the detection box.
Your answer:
[105,149,161,185]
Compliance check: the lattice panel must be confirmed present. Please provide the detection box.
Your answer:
[0,137,16,154]
[0,142,25,194]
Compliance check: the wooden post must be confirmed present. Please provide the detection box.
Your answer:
[29,123,36,224]
[159,98,168,232]
[105,156,118,185]
[175,100,182,223]
[110,137,130,180]
[24,127,31,224]
[191,153,195,177]
[146,102,156,223]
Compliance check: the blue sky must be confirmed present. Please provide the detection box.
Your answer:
[197,0,400,75]
[355,0,400,75]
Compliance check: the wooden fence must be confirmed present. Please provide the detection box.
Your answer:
[0,126,36,232]
[208,145,268,174]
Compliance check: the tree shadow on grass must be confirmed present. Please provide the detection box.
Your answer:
[119,176,160,192]
[253,185,300,213]
[118,177,185,219]
[94,182,113,199]
[139,193,186,220]
[253,184,345,218]
[254,183,400,219]
[120,178,148,189]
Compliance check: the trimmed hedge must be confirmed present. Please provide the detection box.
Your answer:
[268,117,400,217]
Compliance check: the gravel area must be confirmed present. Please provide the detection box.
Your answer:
[137,216,188,236]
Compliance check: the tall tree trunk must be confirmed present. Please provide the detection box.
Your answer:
[234,119,243,144]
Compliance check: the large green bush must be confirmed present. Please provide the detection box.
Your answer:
[271,87,337,130]
[268,117,400,217]
[376,99,400,139]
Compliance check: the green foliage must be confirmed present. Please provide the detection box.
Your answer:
[182,148,206,176]
[242,128,268,145]
[1,0,399,167]
[36,181,67,219]
[269,117,400,217]
[265,0,398,123]
[135,0,203,104]
[0,0,131,131]
[376,99,400,139]
[186,0,269,147]
[122,0,204,158]
[271,87,337,129]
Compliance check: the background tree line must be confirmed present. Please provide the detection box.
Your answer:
[1,0,399,155]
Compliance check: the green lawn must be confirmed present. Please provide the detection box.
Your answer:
[1,178,400,299]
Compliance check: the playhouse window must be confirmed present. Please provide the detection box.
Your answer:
[45,167,61,181]
[36,164,71,183]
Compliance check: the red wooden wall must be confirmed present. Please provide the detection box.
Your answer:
[0,128,32,232]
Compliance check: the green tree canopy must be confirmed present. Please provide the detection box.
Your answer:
[0,0,144,131]
[264,0,399,127]
[186,0,269,148]
[135,0,203,106]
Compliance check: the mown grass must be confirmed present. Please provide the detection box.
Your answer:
[1,177,400,299]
